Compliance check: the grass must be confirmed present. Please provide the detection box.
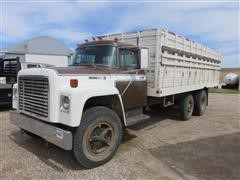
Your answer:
[209,88,240,94]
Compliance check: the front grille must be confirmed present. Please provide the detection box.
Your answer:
[4,62,18,75]
[19,76,49,119]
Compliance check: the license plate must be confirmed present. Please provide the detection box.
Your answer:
[54,129,63,139]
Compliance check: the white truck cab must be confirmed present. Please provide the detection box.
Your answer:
[10,29,221,168]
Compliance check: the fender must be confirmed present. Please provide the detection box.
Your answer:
[58,84,126,127]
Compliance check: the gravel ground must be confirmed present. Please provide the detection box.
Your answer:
[0,93,239,180]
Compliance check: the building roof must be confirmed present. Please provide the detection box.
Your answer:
[1,36,72,56]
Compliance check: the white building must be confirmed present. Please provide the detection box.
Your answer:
[1,36,72,67]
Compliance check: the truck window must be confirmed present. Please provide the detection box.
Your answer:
[72,45,117,68]
[119,49,139,70]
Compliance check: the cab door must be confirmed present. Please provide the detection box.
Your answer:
[115,48,147,110]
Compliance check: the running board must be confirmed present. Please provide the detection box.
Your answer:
[125,114,150,127]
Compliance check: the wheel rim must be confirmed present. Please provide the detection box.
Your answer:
[86,121,115,155]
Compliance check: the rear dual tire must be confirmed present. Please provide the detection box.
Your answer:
[180,90,208,120]
[194,90,207,116]
[180,94,194,121]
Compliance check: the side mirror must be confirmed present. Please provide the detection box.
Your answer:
[140,48,149,69]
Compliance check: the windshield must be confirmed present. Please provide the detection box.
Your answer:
[71,45,117,68]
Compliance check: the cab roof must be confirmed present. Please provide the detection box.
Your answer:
[76,40,136,49]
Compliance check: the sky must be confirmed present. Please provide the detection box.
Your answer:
[1,0,239,67]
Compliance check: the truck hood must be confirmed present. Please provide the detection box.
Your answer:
[48,65,121,75]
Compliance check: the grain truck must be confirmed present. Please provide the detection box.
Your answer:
[10,28,221,168]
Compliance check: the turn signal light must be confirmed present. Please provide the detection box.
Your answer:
[70,79,78,88]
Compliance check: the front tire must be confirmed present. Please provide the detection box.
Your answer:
[73,106,123,168]
[180,94,194,121]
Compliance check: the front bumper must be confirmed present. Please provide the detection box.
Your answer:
[10,111,72,150]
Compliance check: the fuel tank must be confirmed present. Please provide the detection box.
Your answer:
[224,73,239,86]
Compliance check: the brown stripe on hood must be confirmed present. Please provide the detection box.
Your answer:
[48,66,121,75]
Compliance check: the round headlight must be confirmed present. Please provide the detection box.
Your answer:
[62,96,70,110]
